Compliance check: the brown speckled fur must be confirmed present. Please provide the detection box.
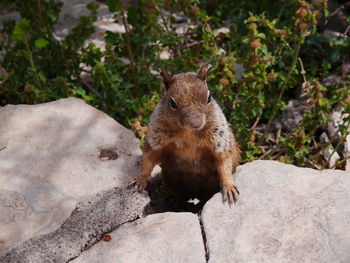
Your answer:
[135,64,241,203]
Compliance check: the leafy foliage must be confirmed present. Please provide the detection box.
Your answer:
[0,0,349,169]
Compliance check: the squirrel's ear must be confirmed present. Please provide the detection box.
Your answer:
[160,70,173,90]
[197,62,209,81]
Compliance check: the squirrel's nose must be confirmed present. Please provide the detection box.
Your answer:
[190,118,204,130]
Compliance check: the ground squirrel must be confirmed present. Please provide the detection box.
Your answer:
[132,63,241,203]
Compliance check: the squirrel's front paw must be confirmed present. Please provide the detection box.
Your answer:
[221,183,240,204]
[128,176,147,191]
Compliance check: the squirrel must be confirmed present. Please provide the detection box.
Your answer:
[132,63,241,203]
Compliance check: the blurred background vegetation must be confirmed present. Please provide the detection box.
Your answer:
[0,0,349,169]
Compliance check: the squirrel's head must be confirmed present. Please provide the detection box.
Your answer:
[160,63,212,131]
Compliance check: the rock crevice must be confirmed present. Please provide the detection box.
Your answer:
[0,188,149,263]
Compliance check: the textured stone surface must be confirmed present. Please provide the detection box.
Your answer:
[0,98,141,256]
[272,99,311,132]
[327,105,350,171]
[54,0,125,50]
[0,187,149,263]
[345,134,350,171]
[202,160,350,263]
[71,212,206,263]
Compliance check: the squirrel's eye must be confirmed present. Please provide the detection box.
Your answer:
[207,93,212,104]
[170,97,178,109]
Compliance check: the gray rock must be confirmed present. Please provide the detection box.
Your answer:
[345,134,350,171]
[272,99,311,132]
[320,132,340,169]
[322,75,346,87]
[327,104,345,142]
[0,98,141,256]
[233,63,245,80]
[0,187,149,263]
[323,0,349,40]
[202,160,350,263]
[71,212,206,263]
[0,5,20,31]
[54,0,125,48]
[327,105,350,170]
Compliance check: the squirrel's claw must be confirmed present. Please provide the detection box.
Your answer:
[127,178,137,189]
[222,184,239,204]
[233,185,240,195]
[128,177,147,192]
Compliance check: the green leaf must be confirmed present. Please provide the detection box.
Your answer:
[82,95,92,102]
[321,60,331,70]
[87,2,99,12]
[324,9,329,18]
[47,10,58,24]
[124,82,134,89]
[251,106,262,117]
[38,71,46,83]
[106,0,120,12]
[15,49,30,58]
[12,18,30,41]
[35,38,49,49]
[34,89,40,96]
[257,33,266,39]
[331,37,350,47]
[105,31,122,45]
[75,87,86,96]
[241,36,249,44]
[318,98,329,108]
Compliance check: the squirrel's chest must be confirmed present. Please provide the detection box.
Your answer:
[173,141,200,161]
[166,135,213,165]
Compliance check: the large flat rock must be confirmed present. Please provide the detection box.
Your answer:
[0,187,149,263]
[71,212,206,263]
[0,98,141,256]
[202,160,350,263]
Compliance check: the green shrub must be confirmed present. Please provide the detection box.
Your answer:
[0,0,349,169]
